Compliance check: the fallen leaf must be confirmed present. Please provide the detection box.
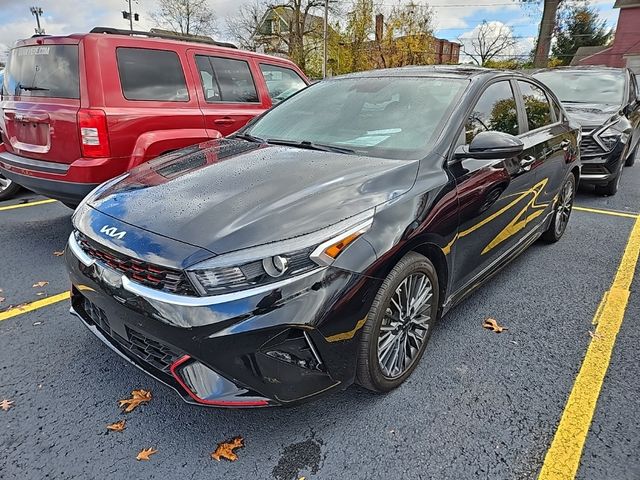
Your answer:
[483,318,507,333]
[136,448,157,461]
[118,389,152,413]
[32,281,49,288]
[588,330,604,340]
[15,303,29,311]
[0,297,4,303]
[53,251,65,257]
[36,292,45,296]
[106,420,126,432]
[211,437,244,462]
[33,321,42,326]
[1,399,14,411]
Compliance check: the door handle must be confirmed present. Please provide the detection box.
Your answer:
[521,155,536,171]
[213,117,235,125]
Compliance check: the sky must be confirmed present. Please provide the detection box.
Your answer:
[0,0,620,63]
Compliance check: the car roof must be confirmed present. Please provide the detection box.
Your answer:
[334,65,529,80]
[533,66,627,74]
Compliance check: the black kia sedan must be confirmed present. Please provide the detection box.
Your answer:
[534,66,640,196]
[66,67,580,407]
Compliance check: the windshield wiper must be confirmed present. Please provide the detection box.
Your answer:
[17,84,49,92]
[232,132,265,143]
[266,139,356,155]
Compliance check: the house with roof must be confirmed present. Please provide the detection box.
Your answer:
[576,0,640,73]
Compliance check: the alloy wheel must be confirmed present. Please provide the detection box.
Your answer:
[0,175,12,193]
[377,273,433,379]
[554,179,574,237]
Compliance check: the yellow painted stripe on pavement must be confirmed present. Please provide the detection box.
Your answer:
[0,291,70,322]
[0,199,57,211]
[573,206,639,219]
[538,216,640,480]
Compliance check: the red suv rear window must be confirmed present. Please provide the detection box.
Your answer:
[2,45,79,99]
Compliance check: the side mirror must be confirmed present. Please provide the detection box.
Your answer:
[454,131,524,160]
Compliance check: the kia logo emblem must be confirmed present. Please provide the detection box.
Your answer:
[100,225,127,240]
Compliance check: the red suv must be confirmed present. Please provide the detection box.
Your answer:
[0,28,308,206]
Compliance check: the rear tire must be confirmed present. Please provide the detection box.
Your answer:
[0,174,21,201]
[356,252,439,392]
[542,173,575,243]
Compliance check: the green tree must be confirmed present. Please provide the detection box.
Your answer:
[552,5,611,65]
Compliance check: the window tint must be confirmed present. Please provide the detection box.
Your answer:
[117,48,188,101]
[518,81,553,130]
[259,64,306,103]
[3,45,79,99]
[196,55,258,103]
[466,81,519,143]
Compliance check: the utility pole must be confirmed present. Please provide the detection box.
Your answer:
[322,0,329,78]
[30,6,45,35]
[122,0,140,31]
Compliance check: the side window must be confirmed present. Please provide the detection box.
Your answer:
[195,55,258,103]
[517,81,553,130]
[116,48,188,101]
[466,81,519,144]
[259,64,307,103]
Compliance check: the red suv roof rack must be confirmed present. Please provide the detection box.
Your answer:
[89,27,237,49]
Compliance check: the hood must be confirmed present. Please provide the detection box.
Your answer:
[89,139,418,255]
[563,103,621,128]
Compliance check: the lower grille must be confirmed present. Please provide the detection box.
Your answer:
[582,163,610,176]
[79,296,182,373]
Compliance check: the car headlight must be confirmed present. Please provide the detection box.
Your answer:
[598,118,628,150]
[186,213,374,296]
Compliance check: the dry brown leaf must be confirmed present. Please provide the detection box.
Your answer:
[53,251,65,257]
[0,297,4,303]
[32,281,49,288]
[136,448,157,461]
[1,399,14,411]
[118,389,152,413]
[15,303,29,311]
[211,437,244,462]
[588,330,604,340]
[483,318,507,333]
[106,419,126,432]
[36,292,45,296]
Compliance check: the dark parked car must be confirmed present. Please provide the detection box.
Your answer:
[534,66,640,196]
[0,28,308,207]
[66,67,580,407]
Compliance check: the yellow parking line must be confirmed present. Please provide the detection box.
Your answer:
[538,215,640,480]
[0,199,57,212]
[0,291,70,322]
[573,206,639,219]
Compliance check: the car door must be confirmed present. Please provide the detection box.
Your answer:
[448,79,542,294]
[189,51,270,137]
[515,80,575,210]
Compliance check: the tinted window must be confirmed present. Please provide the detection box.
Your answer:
[247,77,467,160]
[466,81,519,143]
[259,64,306,103]
[117,48,188,101]
[196,55,258,103]
[2,45,79,99]
[533,70,626,105]
[518,81,553,130]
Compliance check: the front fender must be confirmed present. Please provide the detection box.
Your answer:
[127,129,223,170]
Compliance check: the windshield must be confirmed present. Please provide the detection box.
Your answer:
[534,70,625,105]
[2,45,79,99]
[246,76,467,160]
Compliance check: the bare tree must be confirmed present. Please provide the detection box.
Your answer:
[150,0,217,36]
[459,21,518,66]
[226,0,268,51]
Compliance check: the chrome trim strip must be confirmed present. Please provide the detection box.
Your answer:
[68,232,95,267]
[121,267,326,307]
[310,218,374,266]
[303,331,324,367]
[581,173,610,180]
[0,151,70,174]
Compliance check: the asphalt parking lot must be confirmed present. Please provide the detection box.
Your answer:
[1,166,639,480]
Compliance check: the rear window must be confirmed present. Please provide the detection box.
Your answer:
[2,45,79,99]
[116,47,188,102]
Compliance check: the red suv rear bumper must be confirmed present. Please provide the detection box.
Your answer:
[0,148,122,206]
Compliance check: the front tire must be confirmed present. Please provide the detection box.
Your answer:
[356,252,439,392]
[0,174,21,201]
[542,173,575,243]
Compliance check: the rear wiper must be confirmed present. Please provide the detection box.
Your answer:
[266,139,356,155]
[18,84,49,92]
[232,132,265,143]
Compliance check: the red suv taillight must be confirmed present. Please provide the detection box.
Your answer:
[78,109,110,158]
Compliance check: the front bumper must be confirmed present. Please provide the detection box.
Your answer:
[579,136,626,185]
[66,235,381,407]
